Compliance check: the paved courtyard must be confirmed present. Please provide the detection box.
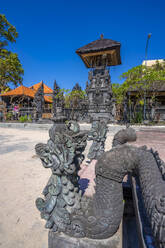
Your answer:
[0,125,165,248]
[135,129,165,161]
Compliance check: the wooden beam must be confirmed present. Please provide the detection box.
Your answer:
[83,56,91,67]
[79,54,90,68]
[81,49,116,58]
[79,49,120,68]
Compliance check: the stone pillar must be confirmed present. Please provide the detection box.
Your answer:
[33,83,44,121]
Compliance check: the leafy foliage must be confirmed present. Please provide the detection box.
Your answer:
[19,114,32,123]
[53,88,69,102]
[53,86,86,109]
[112,61,165,123]
[0,85,10,94]
[113,61,165,105]
[0,14,24,92]
[65,89,86,108]
[133,109,143,124]
[112,83,128,104]
[0,14,18,45]
[5,111,13,120]
[120,61,165,100]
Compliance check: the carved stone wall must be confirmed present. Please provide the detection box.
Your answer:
[86,67,115,122]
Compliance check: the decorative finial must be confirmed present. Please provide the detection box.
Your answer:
[72,83,82,91]
[100,34,104,40]
[54,80,59,90]
[41,80,44,88]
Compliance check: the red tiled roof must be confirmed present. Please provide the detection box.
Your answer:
[0,85,35,98]
[29,81,53,94]
[44,96,53,103]
[0,85,53,103]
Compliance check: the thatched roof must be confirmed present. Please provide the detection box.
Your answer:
[76,38,120,54]
[76,36,121,68]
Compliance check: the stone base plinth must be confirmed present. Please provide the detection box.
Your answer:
[48,227,121,248]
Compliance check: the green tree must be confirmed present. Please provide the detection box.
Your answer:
[0,14,24,92]
[120,61,165,122]
[54,88,70,105]
[65,89,86,108]
[64,88,86,120]
[112,82,130,122]
[120,61,165,101]
[112,83,128,104]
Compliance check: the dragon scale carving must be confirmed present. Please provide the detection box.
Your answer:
[35,121,88,232]
[63,144,165,248]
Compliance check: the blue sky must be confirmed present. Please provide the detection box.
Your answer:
[1,0,165,90]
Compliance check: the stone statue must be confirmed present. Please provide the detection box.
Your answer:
[52,81,66,122]
[33,83,44,120]
[52,80,60,117]
[36,124,165,248]
[87,120,108,160]
[35,121,88,233]
[86,81,89,90]
[112,126,136,147]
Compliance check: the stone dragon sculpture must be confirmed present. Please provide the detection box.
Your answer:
[36,123,165,248]
[35,121,88,232]
[87,120,108,160]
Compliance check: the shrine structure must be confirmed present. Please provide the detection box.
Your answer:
[76,34,121,122]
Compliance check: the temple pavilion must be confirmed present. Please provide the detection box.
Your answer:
[0,81,53,120]
[126,59,165,122]
[76,34,121,122]
[0,81,53,108]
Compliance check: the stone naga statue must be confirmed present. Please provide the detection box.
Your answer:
[35,121,88,232]
[36,124,165,248]
[87,120,108,160]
